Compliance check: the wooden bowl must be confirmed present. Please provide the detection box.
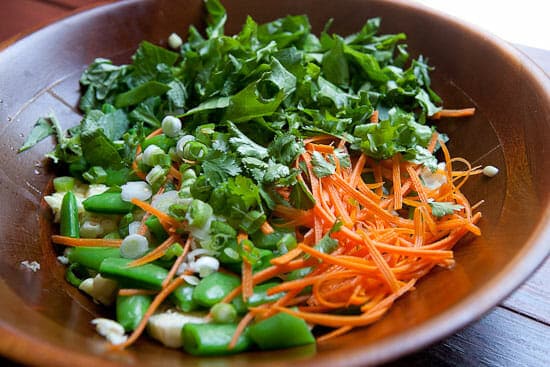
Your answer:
[0,0,548,365]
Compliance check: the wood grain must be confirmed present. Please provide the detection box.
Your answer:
[0,1,548,366]
[387,307,550,366]
[0,0,68,41]
[503,258,550,324]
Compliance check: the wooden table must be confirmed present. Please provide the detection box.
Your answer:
[1,1,549,366]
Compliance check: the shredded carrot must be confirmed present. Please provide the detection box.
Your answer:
[168,166,182,182]
[303,135,336,144]
[270,246,303,266]
[228,310,256,349]
[405,165,429,203]
[238,232,254,302]
[370,110,379,123]
[219,258,316,304]
[306,143,335,154]
[317,326,353,342]
[111,276,185,350]
[161,236,192,288]
[392,154,402,210]
[427,132,439,153]
[118,289,157,296]
[128,235,178,268]
[65,129,481,348]
[130,198,180,229]
[241,259,253,302]
[260,220,275,235]
[432,108,476,119]
[51,235,122,247]
[357,230,400,293]
[255,134,481,341]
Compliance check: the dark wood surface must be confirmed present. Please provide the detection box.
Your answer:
[0,1,548,366]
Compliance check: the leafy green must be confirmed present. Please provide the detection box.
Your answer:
[429,202,464,218]
[128,41,179,86]
[228,122,268,159]
[21,0,450,221]
[79,58,128,112]
[114,81,171,108]
[289,179,315,210]
[80,129,123,168]
[19,117,55,152]
[311,151,335,178]
[268,134,304,166]
[201,152,241,186]
[352,107,435,167]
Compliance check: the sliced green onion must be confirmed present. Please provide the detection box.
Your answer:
[161,115,182,137]
[120,234,149,259]
[53,176,75,192]
[187,199,213,228]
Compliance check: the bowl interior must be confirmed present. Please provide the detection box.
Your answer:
[0,0,549,366]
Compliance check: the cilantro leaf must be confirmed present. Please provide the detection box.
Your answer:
[333,148,351,169]
[352,107,434,162]
[313,233,338,254]
[201,152,241,186]
[429,202,464,218]
[227,122,268,159]
[311,151,335,178]
[268,134,304,166]
[289,179,315,210]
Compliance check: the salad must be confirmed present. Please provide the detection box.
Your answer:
[21,0,485,356]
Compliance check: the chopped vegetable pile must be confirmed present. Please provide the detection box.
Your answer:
[21,0,484,355]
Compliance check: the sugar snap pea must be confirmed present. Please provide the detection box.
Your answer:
[170,284,199,312]
[83,192,133,214]
[67,246,121,271]
[65,263,90,287]
[249,312,315,350]
[192,272,240,307]
[231,281,283,314]
[116,294,152,332]
[99,257,168,290]
[60,191,79,238]
[182,323,252,356]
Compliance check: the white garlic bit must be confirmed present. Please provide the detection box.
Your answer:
[483,165,499,177]
[91,318,127,345]
[147,310,207,348]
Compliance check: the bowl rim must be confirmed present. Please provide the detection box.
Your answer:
[0,0,549,366]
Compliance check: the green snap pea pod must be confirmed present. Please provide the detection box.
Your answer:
[83,192,133,214]
[99,257,168,290]
[170,284,199,312]
[248,312,315,350]
[192,272,240,307]
[60,191,79,238]
[116,294,152,332]
[182,323,252,356]
[231,281,283,314]
[65,263,90,287]
[145,215,168,242]
[210,303,237,324]
[66,247,121,271]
